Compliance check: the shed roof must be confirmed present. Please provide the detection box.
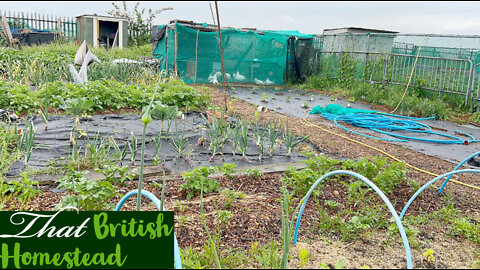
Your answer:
[76,14,128,21]
[323,27,399,35]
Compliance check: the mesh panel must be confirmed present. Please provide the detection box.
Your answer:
[153,23,315,85]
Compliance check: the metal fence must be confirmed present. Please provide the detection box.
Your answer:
[0,10,76,39]
[313,33,480,111]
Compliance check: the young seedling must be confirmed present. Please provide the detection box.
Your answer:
[231,123,241,158]
[109,137,129,166]
[283,119,311,156]
[253,111,273,147]
[197,125,207,147]
[267,117,283,156]
[169,119,189,158]
[71,128,80,163]
[128,131,138,165]
[238,120,250,162]
[20,121,36,165]
[260,93,269,103]
[152,132,162,165]
[202,112,230,162]
[39,97,49,131]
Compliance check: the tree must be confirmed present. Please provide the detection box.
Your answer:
[107,1,173,46]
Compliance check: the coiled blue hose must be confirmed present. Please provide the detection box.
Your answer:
[292,170,413,269]
[320,112,476,144]
[115,190,182,269]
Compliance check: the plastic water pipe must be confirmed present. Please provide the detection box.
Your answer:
[372,127,464,144]
[438,152,480,193]
[115,190,182,269]
[292,170,413,269]
[321,112,475,144]
[400,169,480,219]
[332,115,408,142]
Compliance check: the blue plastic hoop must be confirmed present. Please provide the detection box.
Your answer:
[115,190,182,269]
[439,151,480,194]
[400,169,480,219]
[292,170,413,269]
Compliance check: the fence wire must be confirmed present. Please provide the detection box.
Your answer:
[313,33,480,111]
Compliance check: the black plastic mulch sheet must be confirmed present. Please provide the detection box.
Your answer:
[8,112,303,176]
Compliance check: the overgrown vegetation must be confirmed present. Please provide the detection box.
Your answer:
[0,42,158,85]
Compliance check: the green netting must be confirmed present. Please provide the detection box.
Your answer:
[310,104,377,115]
[154,23,291,85]
[263,30,313,39]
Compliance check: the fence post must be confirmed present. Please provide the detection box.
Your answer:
[438,59,444,98]
[465,61,474,110]
[365,33,371,81]
[382,54,389,89]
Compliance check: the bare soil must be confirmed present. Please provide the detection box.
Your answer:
[8,85,480,268]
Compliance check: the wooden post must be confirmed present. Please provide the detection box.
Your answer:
[0,17,10,46]
[57,18,62,40]
[0,15,19,49]
[214,1,228,112]
[174,22,178,75]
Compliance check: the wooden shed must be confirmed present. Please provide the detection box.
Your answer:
[76,14,128,49]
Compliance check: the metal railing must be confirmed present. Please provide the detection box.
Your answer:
[315,51,477,108]
[0,10,76,39]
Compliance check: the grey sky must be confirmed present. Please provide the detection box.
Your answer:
[0,1,479,35]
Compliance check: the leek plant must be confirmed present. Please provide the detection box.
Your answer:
[253,112,274,147]
[19,121,36,165]
[39,96,50,131]
[169,119,189,158]
[128,131,138,165]
[153,132,162,165]
[205,114,230,162]
[231,123,241,157]
[268,117,283,156]
[280,184,306,269]
[238,120,250,162]
[283,119,311,156]
[109,137,130,165]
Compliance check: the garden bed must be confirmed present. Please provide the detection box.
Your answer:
[10,157,477,269]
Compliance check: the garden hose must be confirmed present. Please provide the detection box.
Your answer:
[321,113,475,144]
[391,34,429,114]
[302,119,480,192]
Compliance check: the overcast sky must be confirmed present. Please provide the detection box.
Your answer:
[1,1,479,35]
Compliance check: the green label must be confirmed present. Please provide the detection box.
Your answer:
[0,210,174,269]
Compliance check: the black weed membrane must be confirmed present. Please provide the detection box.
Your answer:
[8,112,306,176]
[468,154,480,167]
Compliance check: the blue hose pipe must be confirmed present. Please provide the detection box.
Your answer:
[438,151,480,193]
[115,190,183,269]
[319,112,476,144]
[292,170,413,269]
[400,169,480,219]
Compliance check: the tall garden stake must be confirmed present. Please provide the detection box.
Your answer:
[215,1,229,112]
